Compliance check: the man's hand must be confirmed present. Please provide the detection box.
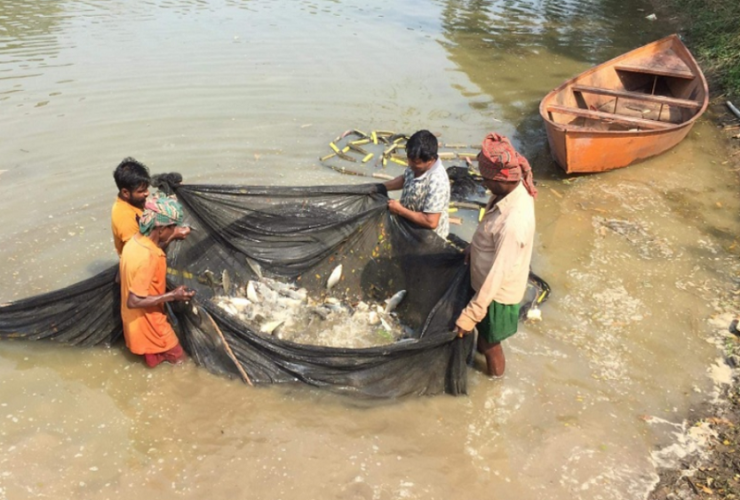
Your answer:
[455,325,470,338]
[170,286,195,302]
[463,245,471,265]
[387,199,404,215]
[173,226,191,240]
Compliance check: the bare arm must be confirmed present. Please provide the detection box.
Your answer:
[383,175,405,192]
[127,286,195,309]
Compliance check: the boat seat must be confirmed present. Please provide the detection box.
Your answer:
[547,105,674,130]
[614,49,695,79]
[572,85,701,109]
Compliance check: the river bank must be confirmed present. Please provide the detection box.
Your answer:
[646,0,740,497]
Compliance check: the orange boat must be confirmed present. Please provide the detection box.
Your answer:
[540,34,708,174]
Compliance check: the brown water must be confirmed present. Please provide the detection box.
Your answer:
[1,1,738,499]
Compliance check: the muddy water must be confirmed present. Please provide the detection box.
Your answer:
[1,1,737,499]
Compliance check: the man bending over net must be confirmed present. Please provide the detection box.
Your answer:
[383,130,451,239]
[119,196,194,368]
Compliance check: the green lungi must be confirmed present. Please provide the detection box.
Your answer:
[478,301,520,344]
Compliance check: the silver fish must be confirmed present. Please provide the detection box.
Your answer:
[228,297,251,310]
[222,269,232,295]
[246,281,259,302]
[384,290,407,313]
[261,277,306,301]
[379,317,392,332]
[246,256,263,279]
[326,264,343,290]
[261,320,284,335]
[308,306,331,320]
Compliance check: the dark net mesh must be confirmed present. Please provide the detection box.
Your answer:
[0,182,476,398]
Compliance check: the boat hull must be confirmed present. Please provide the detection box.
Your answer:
[540,34,708,174]
[544,119,695,174]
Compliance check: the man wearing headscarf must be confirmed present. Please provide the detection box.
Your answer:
[119,195,194,367]
[455,133,537,377]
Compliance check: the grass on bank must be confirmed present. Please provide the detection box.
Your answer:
[668,0,740,99]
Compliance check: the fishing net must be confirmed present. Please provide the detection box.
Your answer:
[0,180,549,398]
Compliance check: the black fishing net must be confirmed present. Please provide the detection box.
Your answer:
[0,180,549,398]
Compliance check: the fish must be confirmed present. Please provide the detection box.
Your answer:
[326,264,343,290]
[349,138,371,146]
[260,277,306,301]
[261,320,284,335]
[367,311,380,325]
[324,302,349,314]
[320,152,337,161]
[254,281,278,302]
[197,269,221,288]
[217,301,238,316]
[222,269,232,295]
[395,337,417,344]
[384,290,407,313]
[228,297,251,309]
[246,281,259,302]
[245,256,263,279]
[379,317,392,331]
[362,153,374,163]
[309,306,331,320]
[278,288,306,301]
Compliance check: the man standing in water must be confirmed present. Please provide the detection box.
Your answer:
[111,157,151,256]
[383,130,450,239]
[455,133,537,377]
[120,196,193,367]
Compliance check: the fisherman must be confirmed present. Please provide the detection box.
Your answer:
[111,157,151,256]
[454,133,537,377]
[119,196,194,367]
[383,130,450,239]
[112,157,188,282]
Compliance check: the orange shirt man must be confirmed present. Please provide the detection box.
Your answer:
[111,157,151,256]
[120,196,193,367]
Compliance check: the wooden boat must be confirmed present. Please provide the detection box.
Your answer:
[540,34,708,174]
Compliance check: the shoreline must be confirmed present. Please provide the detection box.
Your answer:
[644,0,740,497]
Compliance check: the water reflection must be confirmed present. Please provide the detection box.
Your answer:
[0,1,64,89]
[438,0,668,153]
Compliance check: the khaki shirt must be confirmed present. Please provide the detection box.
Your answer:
[456,182,535,332]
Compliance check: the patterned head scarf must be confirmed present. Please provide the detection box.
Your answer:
[139,195,184,236]
[477,133,538,198]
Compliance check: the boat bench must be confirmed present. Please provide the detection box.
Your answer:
[572,85,701,109]
[546,105,674,130]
